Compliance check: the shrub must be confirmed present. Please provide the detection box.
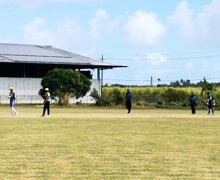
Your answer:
[102,86,207,109]
[112,88,124,105]
[90,89,111,106]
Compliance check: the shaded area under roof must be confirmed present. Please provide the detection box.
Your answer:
[0,43,127,69]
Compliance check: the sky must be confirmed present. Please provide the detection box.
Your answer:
[0,0,220,86]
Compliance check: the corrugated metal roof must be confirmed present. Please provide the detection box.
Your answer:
[0,55,13,62]
[0,43,127,69]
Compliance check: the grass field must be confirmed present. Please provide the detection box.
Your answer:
[0,105,220,179]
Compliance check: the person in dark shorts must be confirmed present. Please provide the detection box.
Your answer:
[125,89,132,113]
[207,92,215,115]
[189,92,197,114]
[42,88,51,117]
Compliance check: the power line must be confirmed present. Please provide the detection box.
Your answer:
[91,49,220,62]
[105,54,220,61]
[93,49,220,57]
[105,79,151,82]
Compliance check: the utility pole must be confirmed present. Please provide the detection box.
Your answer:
[150,76,153,86]
[101,55,104,96]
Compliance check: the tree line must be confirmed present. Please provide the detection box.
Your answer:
[38,68,218,108]
[92,78,219,108]
[168,78,220,87]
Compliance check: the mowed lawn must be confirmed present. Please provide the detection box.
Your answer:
[0,105,220,179]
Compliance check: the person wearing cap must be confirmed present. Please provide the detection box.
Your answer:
[42,88,51,117]
[207,92,215,115]
[8,87,18,116]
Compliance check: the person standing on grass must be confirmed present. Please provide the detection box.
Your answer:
[8,87,18,116]
[207,92,215,115]
[125,89,132,114]
[189,92,197,114]
[42,88,51,117]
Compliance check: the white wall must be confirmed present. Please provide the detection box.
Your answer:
[0,77,100,104]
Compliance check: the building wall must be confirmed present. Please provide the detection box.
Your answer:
[72,79,100,104]
[0,77,100,104]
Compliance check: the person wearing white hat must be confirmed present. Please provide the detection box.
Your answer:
[8,87,18,116]
[42,88,51,117]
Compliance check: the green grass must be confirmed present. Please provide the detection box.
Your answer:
[0,106,220,179]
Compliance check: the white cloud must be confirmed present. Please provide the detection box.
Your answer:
[22,9,109,52]
[169,0,220,47]
[186,62,193,70]
[23,17,82,48]
[120,52,167,84]
[88,9,108,40]
[123,11,166,47]
[193,0,220,46]
[23,18,52,45]
[107,14,127,31]
[168,1,193,40]
[146,52,167,66]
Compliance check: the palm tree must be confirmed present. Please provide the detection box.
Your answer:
[157,78,161,85]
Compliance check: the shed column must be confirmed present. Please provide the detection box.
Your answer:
[97,68,101,96]
[97,68,100,80]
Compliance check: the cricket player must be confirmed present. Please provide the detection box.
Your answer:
[42,88,51,117]
[8,87,18,116]
[125,89,132,113]
[207,92,215,115]
[189,92,197,114]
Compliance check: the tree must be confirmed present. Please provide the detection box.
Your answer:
[40,68,91,105]
[157,78,161,85]
[181,79,191,86]
[90,89,111,106]
[200,77,216,95]
[112,88,124,105]
[180,79,184,85]
[170,80,180,87]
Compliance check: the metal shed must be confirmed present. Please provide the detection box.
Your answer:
[0,43,126,104]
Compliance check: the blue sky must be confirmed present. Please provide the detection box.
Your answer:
[0,0,220,85]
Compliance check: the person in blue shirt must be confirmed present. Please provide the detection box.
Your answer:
[125,89,132,113]
[8,87,18,116]
[207,92,215,115]
[189,92,197,114]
